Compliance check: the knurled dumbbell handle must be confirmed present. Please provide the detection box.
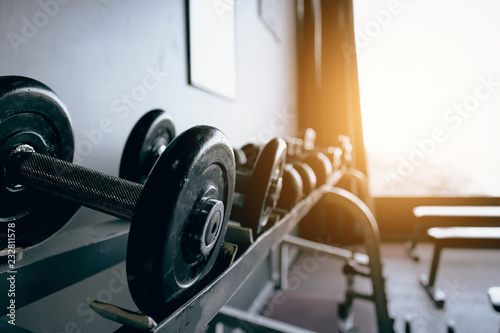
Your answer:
[10,150,143,221]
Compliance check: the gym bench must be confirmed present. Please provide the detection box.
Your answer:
[420,227,500,307]
[407,206,500,261]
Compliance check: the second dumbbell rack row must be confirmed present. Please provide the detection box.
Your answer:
[0,171,343,333]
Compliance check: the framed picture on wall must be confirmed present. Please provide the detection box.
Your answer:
[187,0,236,99]
[258,0,281,42]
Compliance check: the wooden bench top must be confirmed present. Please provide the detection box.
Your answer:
[413,206,500,218]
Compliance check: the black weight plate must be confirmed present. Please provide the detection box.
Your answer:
[302,152,333,187]
[120,109,175,184]
[127,125,235,319]
[292,161,317,196]
[244,138,286,236]
[277,164,303,211]
[0,76,79,250]
[240,142,261,170]
[233,148,247,168]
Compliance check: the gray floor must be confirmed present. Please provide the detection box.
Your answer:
[264,243,500,333]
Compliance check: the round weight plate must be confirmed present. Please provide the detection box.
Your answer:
[127,125,235,319]
[233,148,248,168]
[292,161,317,196]
[302,152,333,187]
[277,164,303,211]
[120,109,175,184]
[0,76,79,250]
[240,142,261,170]
[244,138,286,236]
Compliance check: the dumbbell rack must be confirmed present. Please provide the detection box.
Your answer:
[0,169,344,332]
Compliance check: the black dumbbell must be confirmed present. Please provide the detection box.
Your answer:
[233,147,248,169]
[231,138,287,236]
[287,128,333,187]
[239,142,260,170]
[301,151,333,187]
[290,161,317,196]
[119,109,175,184]
[238,142,305,212]
[278,138,317,197]
[276,163,303,211]
[0,76,235,320]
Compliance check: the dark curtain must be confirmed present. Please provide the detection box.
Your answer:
[298,0,366,175]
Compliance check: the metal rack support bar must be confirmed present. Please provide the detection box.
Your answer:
[0,220,130,315]
[211,305,317,333]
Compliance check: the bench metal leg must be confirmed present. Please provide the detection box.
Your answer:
[326,186,395,333]
[406,219,421,261]
[419,242,446,308]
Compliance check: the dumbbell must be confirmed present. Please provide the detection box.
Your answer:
[289,161,317,197]
[231,138,287,236]
[239,142,309,212]
[239,142,260,170]
[301,151,332,186]
[280,137,323,192]
[119,109,175,184]
[276,163,303,211]
[299,130,353,172]
[288,128,333,187]
[275,137,317,197]
[0,76,235,319]
[233,147,248,169]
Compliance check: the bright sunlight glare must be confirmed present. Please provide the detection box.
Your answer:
[353,0,500,196]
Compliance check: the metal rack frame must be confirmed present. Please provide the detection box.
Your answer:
[0,220,129,315]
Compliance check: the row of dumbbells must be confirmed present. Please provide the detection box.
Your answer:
[234,127,353,211]
[0,76,352,321]
[119,109,353,238]
[121,113,352,237]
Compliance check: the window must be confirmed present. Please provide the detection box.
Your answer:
[353,0,500,197]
